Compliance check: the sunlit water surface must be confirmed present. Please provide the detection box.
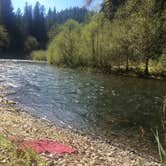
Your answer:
[0,60,165,140]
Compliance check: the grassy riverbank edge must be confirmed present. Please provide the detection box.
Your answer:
[0,87,162,165]
[1,59,165,80]
[31,58,166,81]
[60,65,166,81]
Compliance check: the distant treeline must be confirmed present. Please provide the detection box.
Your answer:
[0,0,89,58]
[32,0,166,75]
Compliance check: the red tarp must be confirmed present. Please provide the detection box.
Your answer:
[18,139,76,154]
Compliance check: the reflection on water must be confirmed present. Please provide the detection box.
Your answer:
[0,60,165,139]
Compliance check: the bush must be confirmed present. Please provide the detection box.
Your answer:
[0,25,9,50]
[24,36,39,53]
[31,50,47,61]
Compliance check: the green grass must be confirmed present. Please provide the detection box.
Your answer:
[153,129,166,163]
[153,98,166,165]
[0,134,46,165]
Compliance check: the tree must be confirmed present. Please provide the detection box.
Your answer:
[80,13,112,69]
[0,0,15,50]
[0,25,9,50]
[55,7,89,24]
[47,19,80,66]
[0,0,14,27]
[47,24,60,41]
[32,2,47,48]
[23,3,33,37]
[13,8,26,51]
[102,0,127,19]
[130,0,161,74]
[110,20,133,71]
[46,8,57,30]
[159,50,166,72]
[108,0,141,71]
[85,0,127,19]
[24,36,39,53]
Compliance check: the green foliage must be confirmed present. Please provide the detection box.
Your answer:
[54,7,90,24]
[0,0,90,58]
[80,13,113,68]
[154,129,166,163]
[0,0,14,27]
[159,52,166,71]
[129,0,161,74]
[47,23,60,41]
[32,2,47,48]
[0,25,9,49]
[102,0,127,19]
[31,50,46,61]
[24,36,39,53]
[45,0,165,76]
[47,19,81,66]
[0,134,44,165]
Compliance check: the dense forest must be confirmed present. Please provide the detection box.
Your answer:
[0,0,89,58]
[0,0,165,76]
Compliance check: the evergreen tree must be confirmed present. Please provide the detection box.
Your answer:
[55,7,89,24]
[23,3,33,37]
[0,25,9,51]
[32,2,47,48]
[0,0,14,50]
[0,0,14,28]
[46,8,57,30]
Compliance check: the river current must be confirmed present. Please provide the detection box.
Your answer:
[0,60,165,139]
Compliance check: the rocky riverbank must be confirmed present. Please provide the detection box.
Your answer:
[0,86,162,165]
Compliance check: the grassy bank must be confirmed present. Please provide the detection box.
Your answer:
[0,86,162,165]
[75,65,166,80]
[30,51,166,80]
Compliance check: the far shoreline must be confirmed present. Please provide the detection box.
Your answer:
[1,59,165,81]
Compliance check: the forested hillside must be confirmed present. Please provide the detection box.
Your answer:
[0,0,89,58]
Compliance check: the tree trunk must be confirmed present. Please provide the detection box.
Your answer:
[118,54,121,70]
[126,55,129,72]
[91,34,95,67]
[144,57,149,75]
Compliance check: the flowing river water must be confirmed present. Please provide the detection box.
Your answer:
[0,60,166,142]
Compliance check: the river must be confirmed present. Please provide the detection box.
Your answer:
[0,60,166,141]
